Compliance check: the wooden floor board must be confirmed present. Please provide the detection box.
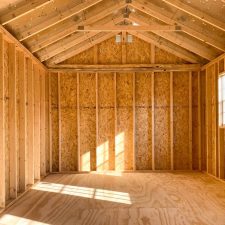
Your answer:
[0,172,225,225]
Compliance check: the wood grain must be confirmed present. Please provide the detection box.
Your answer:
[1,172,225,225]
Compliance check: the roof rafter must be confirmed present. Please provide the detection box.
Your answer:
[162,0,225,32]
[46,32,119,65]
[38,16,124,62]
[130,0,225,52]
[128,30,204,64]
[0,0,54,25]
[17,0,104,41]
[129,14,219,60]
[27,1,127,53]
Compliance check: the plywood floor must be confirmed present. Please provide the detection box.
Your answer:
[0,172,225,225]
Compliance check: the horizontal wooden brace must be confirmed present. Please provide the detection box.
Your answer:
[48,64,201,72]
[76,25,182,31]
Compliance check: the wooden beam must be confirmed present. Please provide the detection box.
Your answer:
[133,72,136,171]
[27,58,34,185]
[128,31,204,64]
[18,51,27,192]
[198,72,202,171]
[18,0,104,41]
[0,0,54,25]
[77,73,80,171]
[46,32,119,65]
[40,70,46,177]
[170,72,174,170]
[8,43,17,199]
[34,65,41,180]
[0,33,5,208]
[49,73,52,173]
[129,15,218,61]
[0,25,47,71]
[58,73,61,172]
[151,72,155,170]
[219,128,225,179]
[131,0,225,52]
[38,16,124,62]
[96,72,99,170]
[28,1,127,53]
[162,0,225,32]
[189,71,193,170]
[48,64,201,72]
[76,25,182,31]
[122,31,127,64]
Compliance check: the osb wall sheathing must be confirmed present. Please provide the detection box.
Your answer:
[154,72,171,170]
[135,72,152,170]
[126,36,151,64]
[173,72,190,170]
[116,73,134,171]
[192,72,199,170]
[79,73,96,171]
[97,73,115,171]
[50,73,59,172]
[60,73,78,171]
[4,41,9,201]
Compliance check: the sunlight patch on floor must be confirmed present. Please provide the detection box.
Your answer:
[32,182,131,205]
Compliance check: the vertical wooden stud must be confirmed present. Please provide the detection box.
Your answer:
[151,72,155,170]
[77,73,80,171]
[34,66,40,180]
[96,72,99,170]
[133,72,136,170]
[170,72,174,170]
[198,71,202,171]
[49,73,52,173]
[0,33,5,208]
[215,64,219,177]
[219,128,225,179]
[205,69,209,173]
[27,58,34,184]
[189,71,193,170]
[18,51,26,192]
[114,72,117,170]
[58,73,61,172]
[151,44,155,170]
[122,31,126,64]
[8,43,17,198]
[40,70,46,176]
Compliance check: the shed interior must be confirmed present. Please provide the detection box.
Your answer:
[0,0,225,224]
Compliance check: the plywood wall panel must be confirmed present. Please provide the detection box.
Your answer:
[192,72,199,170]
[50,73,59,172]
[98,37,122,64]
[116,73,134,170]
[79,73,96,171]
[97,73,115,170]
[126,36,151,64]
[173,72,190,170]
[154,72,171,170]
[135,72,152,170]
[60,73,78,171]
[155,47,188,64]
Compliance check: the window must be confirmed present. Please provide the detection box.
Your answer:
[218,74,225,126]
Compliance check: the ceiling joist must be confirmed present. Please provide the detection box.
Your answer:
[131,0,225,52]
[27,1,127,53]
[0,0,54,25]
[17,0,104,41]
[162,0,225,32]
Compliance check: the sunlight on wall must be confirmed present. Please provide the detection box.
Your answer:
[81,151,90,171]
[96,141,109,171]
[0,214,50,225]
[33,182,131,205]
[115,132,125,170]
